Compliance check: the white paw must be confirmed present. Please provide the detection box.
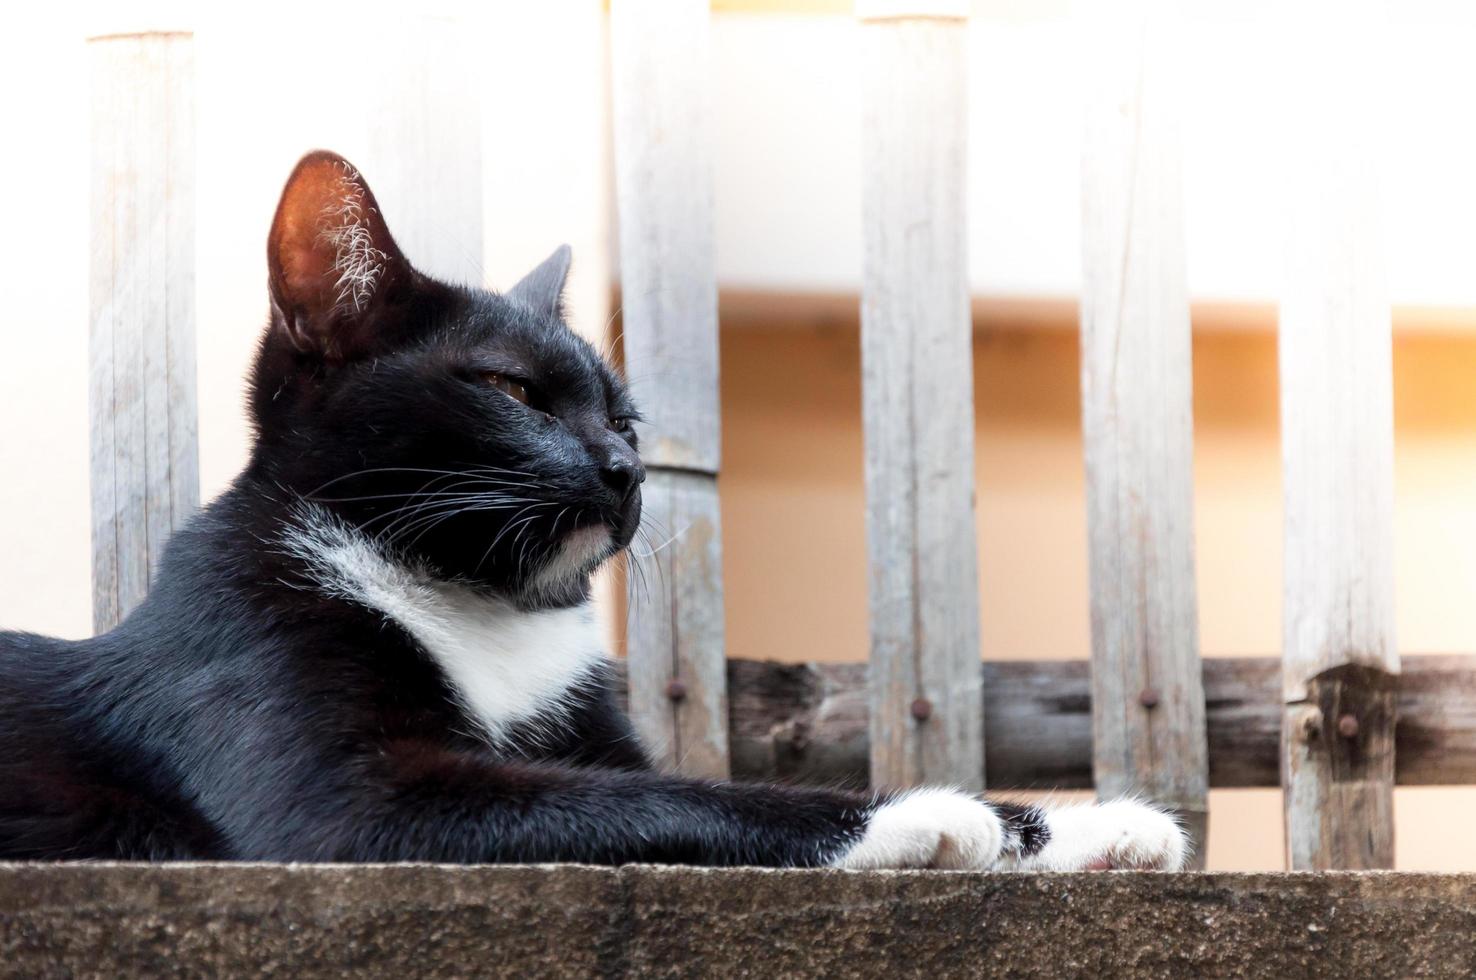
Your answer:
[831,788,1004,870]
[1003,799,1188,872]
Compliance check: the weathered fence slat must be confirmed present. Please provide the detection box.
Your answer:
[857,0,982,792]
[609,0,729,778]
[1078,0,1208,865]
[88,32,197,635]
[365,12,483,287]
[1278,0,1398,871]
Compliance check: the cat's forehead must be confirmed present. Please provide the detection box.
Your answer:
[466,294,595,363]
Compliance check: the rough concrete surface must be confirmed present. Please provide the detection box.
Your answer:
[0,864,1473,978]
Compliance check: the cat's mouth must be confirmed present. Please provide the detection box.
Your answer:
[559,488,639,568]
[576,487,642,551]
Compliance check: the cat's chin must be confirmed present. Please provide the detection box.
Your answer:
[527,524,616,594]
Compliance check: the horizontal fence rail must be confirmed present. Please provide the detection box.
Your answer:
[606,655,1476,792]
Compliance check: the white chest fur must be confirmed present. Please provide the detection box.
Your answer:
[284,507,607,743]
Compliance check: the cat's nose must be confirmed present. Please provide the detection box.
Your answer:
[600,455,645,502]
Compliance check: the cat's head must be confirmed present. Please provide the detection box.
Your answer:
[249,150,642,605]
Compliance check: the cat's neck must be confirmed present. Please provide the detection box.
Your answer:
[280,502,608,745]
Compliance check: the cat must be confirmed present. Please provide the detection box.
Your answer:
[0,151,1186,871]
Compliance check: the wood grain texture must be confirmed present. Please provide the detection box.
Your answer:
[609,0,728,777]
[609,0,720,475]
[88,33,197,635]
[1277,0,1397,871]
[624,470,730,777]
[1077,0,1208,865]
[606,654,1476,792]
[858,13,982,792]
[365,12,483,288]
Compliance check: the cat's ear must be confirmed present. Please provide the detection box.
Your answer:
[266,151,409,361]
[507,244,572,318]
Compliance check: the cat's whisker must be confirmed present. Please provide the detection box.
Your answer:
[395,501,495,552]
[620,548,652,609]
[515,523,536,571]
[386,494,540,550]
[628,521,689,560]
[473,503,554,574]
[491,505,553,553]
[599,322,625,364]
[622,524,664,607]
[370,492,515,541]
[311,487,527,505]
[545,506,572,549]
[370,503,464,542]
[453,461,541,481]
[306,469,545,537]
[303,466,495,498]
[310,475,499,530]
[498,504,554,551]
[353,475,536,525]
[376,503,501,554]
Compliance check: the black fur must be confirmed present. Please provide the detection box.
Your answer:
[0,151,1051,867]
[994,803,1050,859]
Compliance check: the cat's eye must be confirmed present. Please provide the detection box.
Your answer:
[483,373,531,406]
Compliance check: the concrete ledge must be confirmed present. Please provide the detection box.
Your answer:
[2,864,1473,977]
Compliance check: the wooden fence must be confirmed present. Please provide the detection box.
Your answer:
[90,1,1433,871]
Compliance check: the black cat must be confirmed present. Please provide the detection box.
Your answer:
[0,151,1185,870]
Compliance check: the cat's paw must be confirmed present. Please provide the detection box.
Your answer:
[1003,798,1188,871]
[831,788,1004,870]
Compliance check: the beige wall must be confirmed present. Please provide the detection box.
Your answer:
[718,321,1476,871]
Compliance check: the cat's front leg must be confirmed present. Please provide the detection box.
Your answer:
[993,798,1189,871]
[830,792,1188,872]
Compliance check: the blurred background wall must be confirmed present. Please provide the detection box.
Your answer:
[3,0,1476,870]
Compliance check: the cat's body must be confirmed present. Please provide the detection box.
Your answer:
[0,152,1186,871]
[0,488,828,863]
